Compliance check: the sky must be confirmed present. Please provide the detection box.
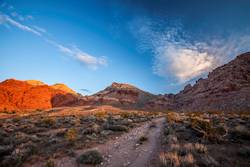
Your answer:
[1,0,250,95]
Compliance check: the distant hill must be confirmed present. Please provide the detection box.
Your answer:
[75,82,157,109]
[0,52,249,112]
[147,52,250,111]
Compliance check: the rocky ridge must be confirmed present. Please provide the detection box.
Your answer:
[0,52,249,112]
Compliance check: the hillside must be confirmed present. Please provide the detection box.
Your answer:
[0,52,249,112]
[76,82,157,109]
[146,52,250,111]
[0,79,78,111]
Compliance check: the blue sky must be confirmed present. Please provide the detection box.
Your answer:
[1,0,250,95]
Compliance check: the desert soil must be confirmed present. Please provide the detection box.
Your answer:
[24,117,165,167]
[97,117,165,167]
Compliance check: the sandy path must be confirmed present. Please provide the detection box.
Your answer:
[23,117,165,167]
[97,117,165,167]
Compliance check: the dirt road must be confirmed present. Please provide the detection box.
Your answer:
[24,117,165,167]
[97,117,165,167]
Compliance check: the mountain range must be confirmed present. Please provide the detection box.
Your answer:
[0,52,249,112]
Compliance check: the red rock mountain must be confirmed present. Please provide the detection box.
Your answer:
[0,79,78,111]
[75,82,156,109]
[0,52,249,112]
[146,52,250,111]
[174,52,250,111]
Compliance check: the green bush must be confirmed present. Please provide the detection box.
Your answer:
[76,150,103,165]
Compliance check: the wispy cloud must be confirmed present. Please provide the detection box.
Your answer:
[0,14,41,36]
[33,25,46,33]
[46,39,107,70]
[129,17,250,83]
[0,2,107,70]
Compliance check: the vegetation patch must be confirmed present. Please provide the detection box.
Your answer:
[76,150,103,165]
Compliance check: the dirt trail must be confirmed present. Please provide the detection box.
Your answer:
[97,117,165,167]
[24,117,165,167]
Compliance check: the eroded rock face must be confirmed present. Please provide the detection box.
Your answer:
[0,79,78,111]
[0,53,249,112]
[67,53,250,111]
[175,52,250,111]
[76,82,157,109]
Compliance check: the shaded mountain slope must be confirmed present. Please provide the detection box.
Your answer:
[0,52,249,112]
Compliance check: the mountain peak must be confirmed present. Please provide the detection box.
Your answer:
[51,83,77,95]
[110,82,138,90]
[25,80,46,86]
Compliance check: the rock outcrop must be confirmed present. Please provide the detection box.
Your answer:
[0,79,78,111]
[51,83,77,95]
[76,82,157,109]
[147,52,250,111]
[174,52,250,111]
[0,52,249,112]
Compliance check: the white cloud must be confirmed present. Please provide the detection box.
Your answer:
[0,13,41,36]
[0,11,107,70]
[154,43,217,82]
[129,17,250,83]
[46,39,107,69]
[33,25,46,33]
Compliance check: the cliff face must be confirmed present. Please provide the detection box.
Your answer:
[76,82,157,109]
[1,52,249,112]
[136,52,250,111]
[0,79,78,111]
[174,52,250,111]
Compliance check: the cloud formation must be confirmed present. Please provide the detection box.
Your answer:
[0,3,107,70]
[130,17,250,83]
[154,44,217,82]
[0,14,41,36]
[46,39,107,70]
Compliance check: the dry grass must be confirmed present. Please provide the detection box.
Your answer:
[159,152,180,167]
[45,159,55,167]
[166,112,182,124]
[194,143,207,154]
[232,125,250,140]
[180,153,195,167]
[65,128,78,142]
[190,116,227,142]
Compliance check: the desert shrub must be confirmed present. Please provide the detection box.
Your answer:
[12,117,21,122]
[170,144,180,152]
[138,135,148,144]
[163,125,174,136]
[180,153,195,167]
[180,143,193,155]
[94,111,107,118]
[237,147,250,157]
[120,112,135,118]
[45,159,55,167]
[103,124,128,132]
[194,143,207,154]
[36,109,42,112]
[65,128,78,142]
[41,117,55,127]
[166,112,181,124]
[231,125,250,140]
[190,116,227,142]
[76,150,103,165]
[82,124,101,134]
[163,134,178,144]
[159,152,180,167]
